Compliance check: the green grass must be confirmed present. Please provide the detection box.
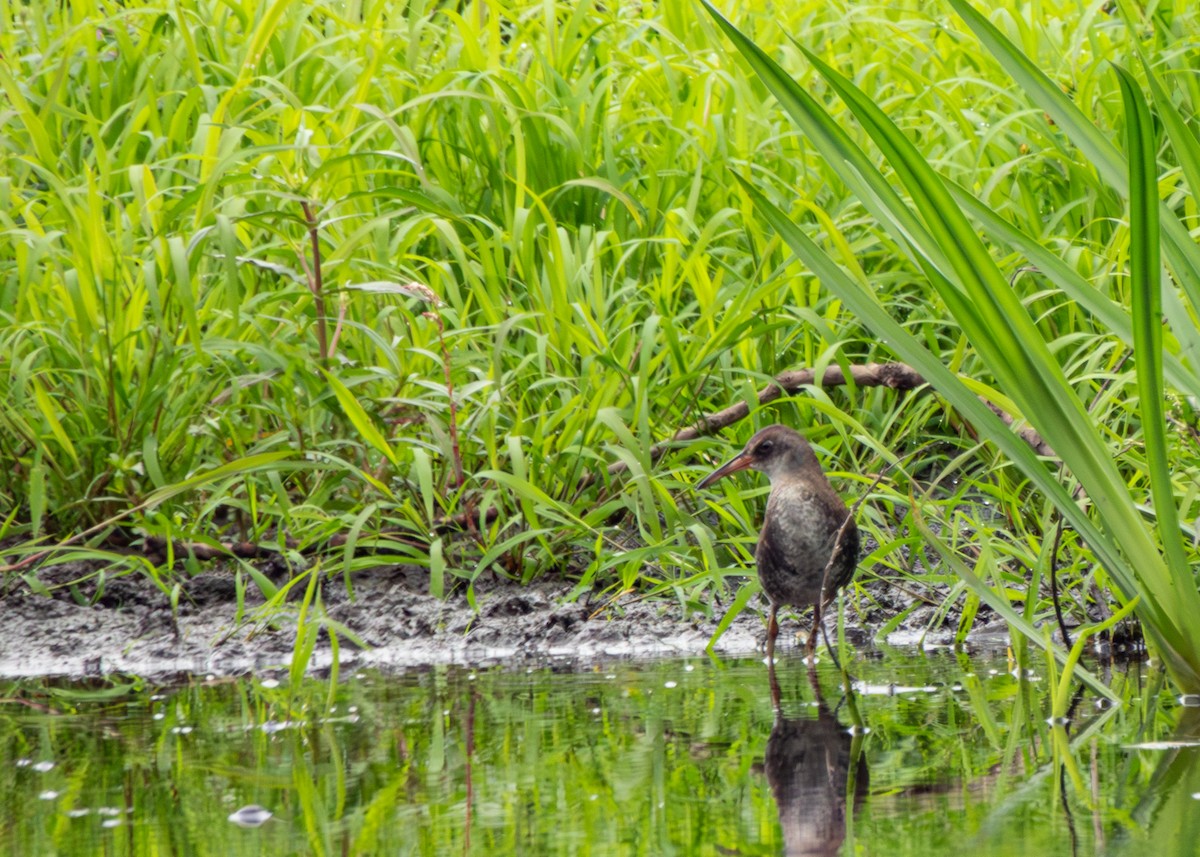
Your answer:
[2,0,1199,686]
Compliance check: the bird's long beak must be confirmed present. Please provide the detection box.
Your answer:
[696,452,753,490]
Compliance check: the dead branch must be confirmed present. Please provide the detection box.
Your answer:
[431,361,1052,531]
[599,361,929,482]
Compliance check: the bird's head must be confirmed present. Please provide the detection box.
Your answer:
[695,424,819,489]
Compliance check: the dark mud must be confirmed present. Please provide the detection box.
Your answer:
[0,561,1002,681]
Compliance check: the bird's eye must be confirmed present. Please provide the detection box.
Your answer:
[757,440,774,455]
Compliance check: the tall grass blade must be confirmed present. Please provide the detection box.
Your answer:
[1115,66,1189,576]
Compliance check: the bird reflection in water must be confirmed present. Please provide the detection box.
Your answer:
[764,660,869,857]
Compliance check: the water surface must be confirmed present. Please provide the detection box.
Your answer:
[1,647,1192,855]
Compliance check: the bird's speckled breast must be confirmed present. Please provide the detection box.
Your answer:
[755,479,857,607]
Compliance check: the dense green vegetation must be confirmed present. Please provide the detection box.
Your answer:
[2,2,1199,684]
[707,0,1200,691]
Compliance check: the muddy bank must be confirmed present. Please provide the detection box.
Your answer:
[0,562,999,681]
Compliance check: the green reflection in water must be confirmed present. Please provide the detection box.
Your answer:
[0,649,1187,855]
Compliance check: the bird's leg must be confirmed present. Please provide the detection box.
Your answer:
[766,603,779,665]
[768,643,782,710]
[805,600,822,661]
[805,658,821,696]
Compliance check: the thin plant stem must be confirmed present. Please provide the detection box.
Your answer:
[300,200,329,365]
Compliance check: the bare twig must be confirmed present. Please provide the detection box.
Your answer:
[597,362,928,485]
[977,401,1055,457]
[367,280,464,489]
[600,361,1052,484]
[1048,518,1072,648]
[329,292,348,356]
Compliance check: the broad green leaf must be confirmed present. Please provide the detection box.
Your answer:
[142,452,295,508]
[319,368,399,468]
[31,377,78,467]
